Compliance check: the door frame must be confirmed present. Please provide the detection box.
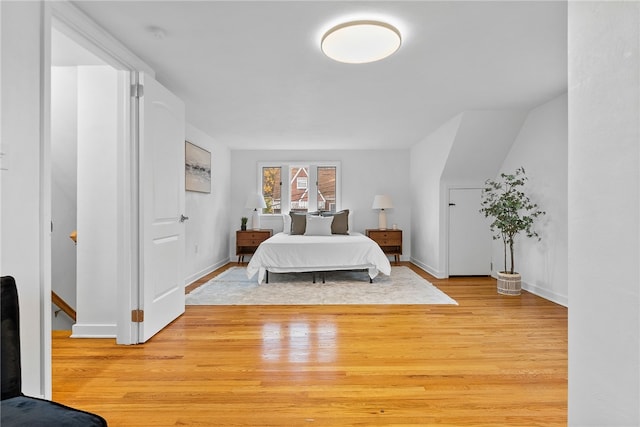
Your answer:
[46,2,157,349]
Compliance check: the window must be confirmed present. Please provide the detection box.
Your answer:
[261,166,281,214]
[317,166,336,213]
[291,167,309,212]
[259,162,341,214]
[296,177,308,190]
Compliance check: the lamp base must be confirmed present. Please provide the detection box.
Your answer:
[252,209,261,230]
[378,210,387,230]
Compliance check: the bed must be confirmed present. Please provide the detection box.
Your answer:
[246,231,392,284]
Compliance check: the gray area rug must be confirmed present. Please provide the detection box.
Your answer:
[186,266,457,305]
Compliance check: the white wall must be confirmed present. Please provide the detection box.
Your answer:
[494,94,568,306]
[410,114,461,278]
[410,110,530,278]
[230,149,411,261]
[568,2,640,425]
[184,124,232,284]
[73,65,119,338]
[0,0,49,397]
[51,66,78,330]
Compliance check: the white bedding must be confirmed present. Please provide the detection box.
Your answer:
[246,232,392,284]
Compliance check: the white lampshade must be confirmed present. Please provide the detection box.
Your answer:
[372,195,393,230]
[372,195,393,210]
[245,193,267,230]
[245,193,267,210]
[321,20,401,64]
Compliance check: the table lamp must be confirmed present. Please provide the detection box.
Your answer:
[245,193,267,230]
[372,195,393,230]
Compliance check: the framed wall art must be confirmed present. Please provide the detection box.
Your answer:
[185,141,211,193]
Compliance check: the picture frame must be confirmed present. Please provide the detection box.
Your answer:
[185,141,211,193]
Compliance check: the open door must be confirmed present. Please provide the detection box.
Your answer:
[137,72,186,342]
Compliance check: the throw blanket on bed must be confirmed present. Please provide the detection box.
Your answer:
[246,232,392,284]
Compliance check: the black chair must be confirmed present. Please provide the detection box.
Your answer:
[1,275,108,426]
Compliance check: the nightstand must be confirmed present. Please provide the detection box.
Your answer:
[366,229,402,264]
[236,229,272,263]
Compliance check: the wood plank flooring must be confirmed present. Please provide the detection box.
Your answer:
[52,263,567,426]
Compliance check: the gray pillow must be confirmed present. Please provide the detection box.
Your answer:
[323,209,349,234]
[289,211,324,235]
[289,212,306,235]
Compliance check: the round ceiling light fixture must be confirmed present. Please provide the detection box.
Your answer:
[321,20,401,64]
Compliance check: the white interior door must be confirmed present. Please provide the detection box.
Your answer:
[138,72,186,342]
[448,188,491,276]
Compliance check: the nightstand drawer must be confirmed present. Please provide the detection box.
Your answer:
[237,232,270,245]
[367,231,401,245]
[374,236,402,245]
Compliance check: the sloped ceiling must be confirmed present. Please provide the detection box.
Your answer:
[71,1,567,150]
[442,110,529,183]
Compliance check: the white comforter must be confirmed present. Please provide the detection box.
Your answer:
[246,232,392,284]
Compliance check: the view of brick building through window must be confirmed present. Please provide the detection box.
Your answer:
[317,166,336,212]
[290,166,309,211]
[261,165,336,214]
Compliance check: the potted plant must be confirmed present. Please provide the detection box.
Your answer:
[240,217,248,231]
[479,167,545,295]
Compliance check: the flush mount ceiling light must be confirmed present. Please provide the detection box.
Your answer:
[321,20,401,64]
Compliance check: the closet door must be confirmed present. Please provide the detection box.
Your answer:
[449,188,491,276]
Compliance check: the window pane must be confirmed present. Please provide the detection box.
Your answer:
[290,166,309,212]
[262,167,281,214]
[317,166,336,212]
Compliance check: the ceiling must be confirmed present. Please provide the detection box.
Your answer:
[70,1,567,151]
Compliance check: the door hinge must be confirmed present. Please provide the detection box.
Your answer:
[131,309,144,323]
[131,83,144,99]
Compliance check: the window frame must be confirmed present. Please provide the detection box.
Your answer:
[257,161,341,215]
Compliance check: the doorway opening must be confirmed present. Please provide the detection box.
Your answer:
[49,8,187,349]
[50,26,123,335]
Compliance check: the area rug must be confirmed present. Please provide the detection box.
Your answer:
[186,266,457,305]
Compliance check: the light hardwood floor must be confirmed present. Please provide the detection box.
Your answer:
[52,263,567,426]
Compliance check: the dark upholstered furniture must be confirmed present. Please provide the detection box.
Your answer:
[1,276,108,426]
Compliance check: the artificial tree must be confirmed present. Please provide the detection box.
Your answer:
[479,167,545,293]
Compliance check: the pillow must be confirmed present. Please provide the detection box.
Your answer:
[289,211,321,234]
[304,215,334,236]
[323,209,349,234]
[282,214,291,234]
[289,212,307,235]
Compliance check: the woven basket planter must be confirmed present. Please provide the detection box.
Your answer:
[497,272,521,296]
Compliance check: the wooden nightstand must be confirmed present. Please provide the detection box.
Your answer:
[366,229,402,264]
[236,229,272,263]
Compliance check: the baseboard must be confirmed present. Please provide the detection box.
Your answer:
[410,257,446,279]
[184,258,230,287]
[71,323,117,338]
[521,281,568,307]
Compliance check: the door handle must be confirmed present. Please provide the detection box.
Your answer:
[449,203,456,206]
[180,214,189,223]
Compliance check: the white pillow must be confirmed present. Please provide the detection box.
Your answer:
[304,215,333,236]
[282,213,291,234]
